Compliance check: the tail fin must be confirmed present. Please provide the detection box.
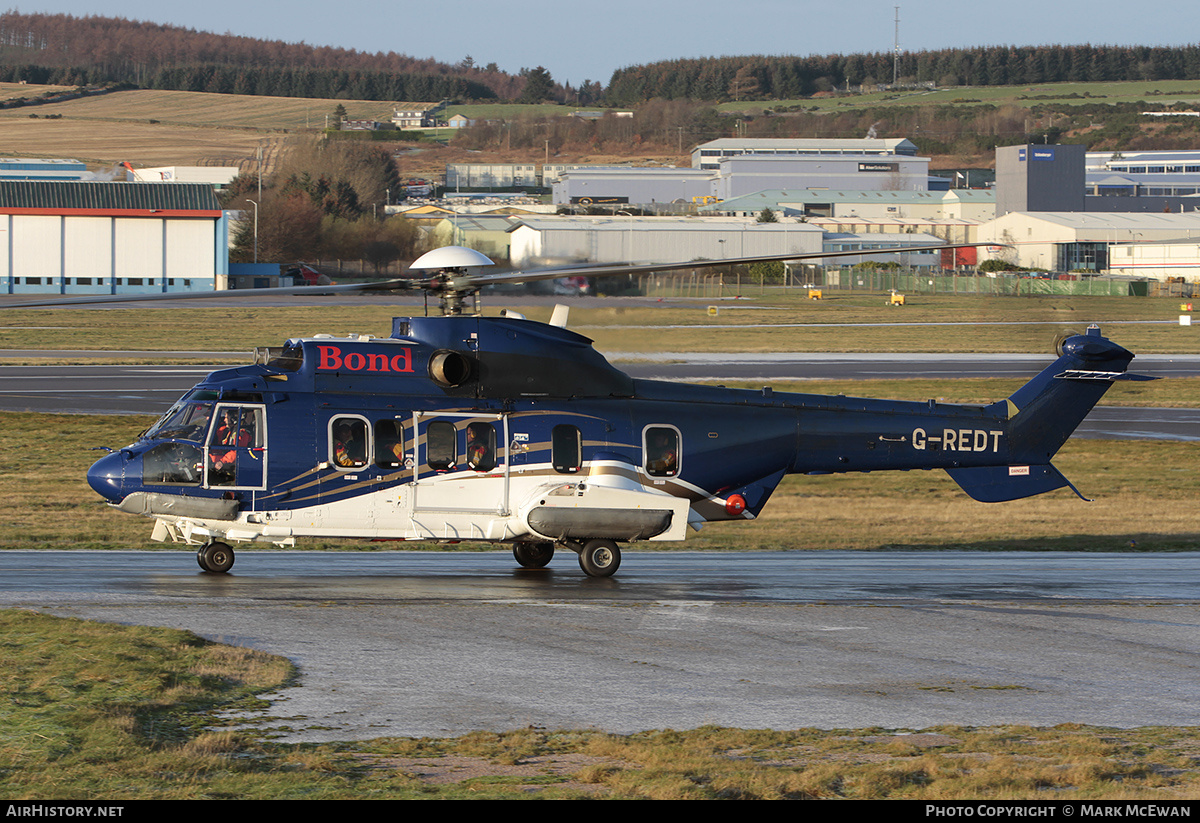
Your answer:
[948,325,1150,503]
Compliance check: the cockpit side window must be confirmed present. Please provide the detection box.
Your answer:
[643,425,680,477]
[205,405,267,488]
[330,416,369,469]
[143,442,203,485]
[146,390,218,442]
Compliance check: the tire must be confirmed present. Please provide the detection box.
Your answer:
[513,542,555,569]
[197,542,235,573]
[578,539,621,578]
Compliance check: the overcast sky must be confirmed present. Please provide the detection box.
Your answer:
[12,1,1200,88]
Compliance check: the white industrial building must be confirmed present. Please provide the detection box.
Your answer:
[552,137,932,206]
[1108,239,1200,279]
[0,158,89,181]
[506,215,825,268]
[445,163,540,190]
[710,154,931,199]
[702,188,994,220]
[976,211,1200,274]
[1086,150,1200,197]
[552,168,713,206]
[0,181,228,295]
[124,166,240,188]
[692,138,919,170]
[822,232,948,268]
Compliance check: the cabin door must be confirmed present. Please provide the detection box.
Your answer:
[409,411,510,517]
[204,403,267,493]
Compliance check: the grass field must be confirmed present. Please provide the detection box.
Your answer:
[0,85,396,167]
[716,79,1200,114]
[3,608,1200,800]
[1,292,1197,355]
[7,77,1200,171]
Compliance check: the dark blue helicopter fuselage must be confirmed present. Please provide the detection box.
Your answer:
[86,315,1136,545]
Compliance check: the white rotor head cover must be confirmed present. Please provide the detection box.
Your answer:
[408,245,495,271]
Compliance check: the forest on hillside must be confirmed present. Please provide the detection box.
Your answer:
[0,11,527,100]
[606,46,1200,104]
[5,12,1200,106]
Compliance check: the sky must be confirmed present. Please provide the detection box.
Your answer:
[11,1,1200,88]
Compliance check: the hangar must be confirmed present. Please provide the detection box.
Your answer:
[0,181,227,295]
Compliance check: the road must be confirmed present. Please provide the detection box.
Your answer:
[3,549,1198,741]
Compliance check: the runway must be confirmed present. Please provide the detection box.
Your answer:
[3,550,1198,741]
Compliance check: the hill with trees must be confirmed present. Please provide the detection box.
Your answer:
[605,46,1200,104]
[0,10,528,101]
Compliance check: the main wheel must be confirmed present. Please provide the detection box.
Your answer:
[578,539,621,578]
[197,542,235,573]
[513,541,555,569]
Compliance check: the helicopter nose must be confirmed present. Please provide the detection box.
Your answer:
[87,450,129,502]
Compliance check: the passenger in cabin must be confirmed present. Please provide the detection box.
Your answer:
[465,423,492,471]
[647,430,678,476]
[333,422,365,468]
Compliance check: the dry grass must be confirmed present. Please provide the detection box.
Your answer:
[0,85,393,168]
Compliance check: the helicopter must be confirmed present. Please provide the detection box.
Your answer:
[13,243,1149,577]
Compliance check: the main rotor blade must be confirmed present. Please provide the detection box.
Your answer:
[474,242,998,289]
[0,277,429,308]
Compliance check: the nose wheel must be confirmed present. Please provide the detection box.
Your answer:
[197,541,235,573]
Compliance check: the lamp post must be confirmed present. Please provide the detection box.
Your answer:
[616,210,634,262]
[246,199,259,264]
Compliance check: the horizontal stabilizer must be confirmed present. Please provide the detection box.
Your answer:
[1054,369,1158,382]
[945,463,1081,503]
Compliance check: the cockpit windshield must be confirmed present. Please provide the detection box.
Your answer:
[144,390,219,442]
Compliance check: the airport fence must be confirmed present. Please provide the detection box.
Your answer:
[635,269,1158,299]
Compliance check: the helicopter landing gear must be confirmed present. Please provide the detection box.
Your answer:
[512,541,555,569]
[577,539,621,578]
[197,541,235,573]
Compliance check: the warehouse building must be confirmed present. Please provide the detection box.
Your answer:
[691,138,919,170]
[0,158,89,181]
[506,215,825,268]
[444,163,540,191]
[710,153,931,199]
[1086,150,1200,197]
[702,188,994,220]
[976,211,1200,274]
[552,168,713,206]
[1108,238,1200,280]
[0,181,227,295]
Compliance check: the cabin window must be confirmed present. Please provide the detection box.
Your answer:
[643,425,680,477]
[426,421,457,471]
[375,418,408,468]
[330,416,369,469]
[464,422,496,472]
[552,425,581,473]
